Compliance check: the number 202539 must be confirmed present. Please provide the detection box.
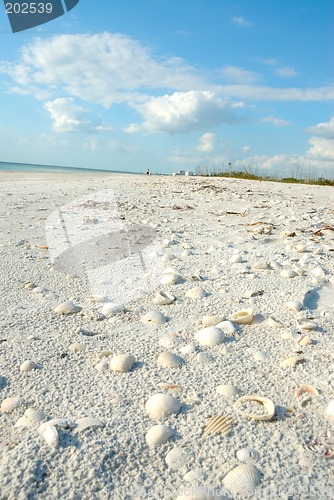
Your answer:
[5,3,53,14]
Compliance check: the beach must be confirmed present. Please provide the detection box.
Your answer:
[0,170,334,499]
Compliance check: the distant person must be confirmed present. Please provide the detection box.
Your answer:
[146,169,150,175]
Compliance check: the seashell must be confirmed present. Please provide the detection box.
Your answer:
[90,294,108,303]
[252,350,270,362]
[201,315,224,327]
[230,308,253,325]
[234,395,275,420]
[297,319,317,331]
[196,352,211,364]
[230,254,243,263]
[69,342,86,353]
[109,354,135,373]
[153,290,175,305]
[281,269,298,279]
[185,287,208,299]
[182,249,193,256]
[179,343,197,355]
[95,360,108,372]
[98,350,113,359]
[158,383,180,390]
[298,335,312,346]
[14,408,47,428]
[140,310,168,325]
[223,464,262,496]
[145,393,181,420]
[145,424,174,447]
[1,397,21,413]
[162,252,178,263]
[75,417,104,433]
[183,469,204,483]
[165,446,191,470]
[54,301,81,315]
[236,447,260,463]
[216,384,241,397]
[194,327,225,347]
[269,260,282,270]
[280,355,305,368]
[160,273,183,285]
[294,244,306,253]
[24,282,37,289]
[251,260,269,270]
[267,316,284,328]
[313,248,323,256]
[40,418,68,429]
[101,303,124,317]
[157,352,183,368]
[215,320,236,334]
[324,400,334,420]
[203,414,234,436]
[286,301,303,312]
[39,423,59,447]
[20,360,37,372]
[295,384,319,398]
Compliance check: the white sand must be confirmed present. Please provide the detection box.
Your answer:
[0,171,334,499]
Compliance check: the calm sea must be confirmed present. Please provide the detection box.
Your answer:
[0,161,141,175]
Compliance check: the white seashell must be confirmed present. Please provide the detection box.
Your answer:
[157,352,183,368]
[194,327,225,347]
[230,254,243,263]
[185,287,208,299]
[281,269,298,279]
[25,282,37,289]
[182,249,193,256]
[269,260,282,270]
[234,395,275,420]
[39,423,59,447]
[294,244,306,253]
[20,360,37,372]
[295,384,319,398]
[101,303,124,317]
[252,350,270,362]
[267,316,284,328]
[109,354,135,373]
[236,447,260,463]
[201,315,224,327]
[196,352,211,364]
[230,308,253,325]
[203,414,234,436]
[98,350,113,359]
[145,393,181,420]
[140,310,168,325]
[297,319,317,331]
[286,301,303,312]
[153,290,175,305]
[162,252,178,263]
[165,446,191,470]
[324,400,334,420]
[223,464,262,496]
[313,248,323,256]
[14,408,46,428]
[215,320,236,334]
[179,343,197,355]
[75,417,104,433]
[145,424,174,447]
[216,384,241,397]
[69,342,86,353]
[54,301,81,314]
[160,273,183,285]
[183,469,204,483]
[280,355,305,368]
[251,260,269,270]
[90,295,108,303]
[298,335,312,346]
[40,418,68,428]
[1,397,21,413]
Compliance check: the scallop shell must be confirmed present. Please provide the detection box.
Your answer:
[194,326,225,347]
[324,400,334,420]
[215,320,236,334]
[236,447,260,463]
[223,464,262,496]
[281,269,298,279]
[295,384,319,397]
[202,315,224,327]
[101,303,124,317]
[157,352,183,368]
[153,290,175,305]
[145,393,181,420]
[140,310,168,325]
[230,309,254,325]
[216,384,241,397]
[203,414,234,436]
[109,354,135,373]
[39,423,59,447]
[234,395,275,420]
[75,417,104,433]
[185,287,208,299]
[14,408,46,428]
[145,424,174,447]
[160,273,183,285]
[280,355,305,368]
[1,397,21,413]
[20,360,37,372]
[54,301,81,315]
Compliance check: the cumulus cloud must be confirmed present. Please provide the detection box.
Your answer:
[43,98,111,132]
[260,116,292,126]
[275,66,298,78]
[220,66,261,84]
[196,132,216,152]
[306,116,334,139]
[231,16,253,27]
[125,91,240,134]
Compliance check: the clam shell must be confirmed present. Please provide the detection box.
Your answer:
[236,447,260,463]
[101,303,124,317]
[157,352,183,368]
[215,320,236,333]
[223,464,262,496]
[145,393,181,420]
[295,384,319,397]
[39,423,59,447]
[160,273,183,285]
[203,414,234,436]
[194,327,225,347]
[75,417,104,433]
[281,269,298,278]
[230,309,253,325]
[298,335,312,346]
[230,254,243,263]
[14,408,46,428]
[185,287,208,299]
[280,355,305,368]
[297,319,317,331]
[1,397,21,413]
[145,424,174,447]
[153,290,175,305]
[202,315,224,327]
[20,360,37,372]
[179,343,197,355]
[140,310,168,325]
[54,301,81,315]
[294,244,306,253]
[234,395,275,420]
[216,384,240,397]
[109,354,135,373]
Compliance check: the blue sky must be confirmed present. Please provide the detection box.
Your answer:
[0,0,334,176]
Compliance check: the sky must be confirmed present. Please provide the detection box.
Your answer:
[0,0,334,177]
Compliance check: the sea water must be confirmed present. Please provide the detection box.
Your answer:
[0,161,141,175]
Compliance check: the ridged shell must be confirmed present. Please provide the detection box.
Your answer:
[223,464,262,496]
[14,408,46,428]
[20,360,37,372]
[185,287,208,299]
[54,301,81,315]
[145,393,181,420]
[295,384,319,397]
[216,384,241,397]
[202,315,224,327]
[75,417,104,433]
[109,354,135,373]
[160,273,183,285]
[234,395,275,421]
[203,414,234,436]
[153,290,175,305]
[140,310,168,325]
[157,352,183,368]
[230,309,253,325]
[39,424,59,447]
[236,447,260,463]
[280,355,305,368]
[215,320,236,333]
[194,327,225,347]
[101,303,124,317]
[145,424,174,447]
[1,397,21,413]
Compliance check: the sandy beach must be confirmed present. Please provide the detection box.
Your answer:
[0,171,334,499]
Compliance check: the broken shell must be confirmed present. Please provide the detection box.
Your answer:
[216,384,241,397]
[39,423,59,447]
[75,417,104,433]
[295,385,319,398]
[234,395,275,420]
[236,447,260,463]
[101,303,124,317]
[14,408,46,428]
[165,446,191,470]
[160,273,183,285]
[145,393,181,420]
[194,327,225,347]
[153,290,175,305]
[98,350,113,359]
[281,269,298,279]
[179,343,197,355]
[223,464,262,496]
[20,360,37,372]
[196,352,211,364]
[297,319,317,331]
[267,316,284,328]
[286,301,303,312]
[109,354,135,373]
[145,424,174,447]
[69,342,86,353]
[140,310,168,325]
[324,400,334,420]
[202,315,224,327]
[298,335,312,346]
[230,309,254,325]
[54,301,81,315]
[203,414,234,436]
[280,355,305,368]
[157,352,183,368]
[185,287,208,299]
[215,320,236,334]
[1,397,21,413]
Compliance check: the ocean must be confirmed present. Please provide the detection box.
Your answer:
[0,161,142,175]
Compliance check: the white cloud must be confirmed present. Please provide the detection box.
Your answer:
[125,91,240,134]
[217,84,334,101]
[306,137,334,161]
[275,66,298,78]
[306,116,334,139]
[231,16,253,28]
[260,116,292,127]
[43,98,112,132]
[220,65,261,84]
[196,133,216,152]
